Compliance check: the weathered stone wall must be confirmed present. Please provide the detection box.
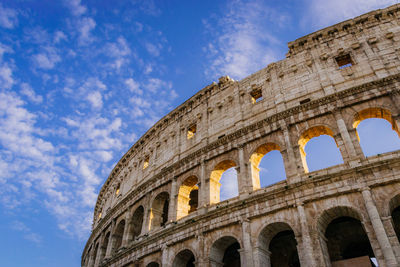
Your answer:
[83,4,400,267]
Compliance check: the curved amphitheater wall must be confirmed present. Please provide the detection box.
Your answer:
[83,4,400,267]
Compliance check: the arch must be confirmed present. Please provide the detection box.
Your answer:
[130,205,144,240]
[150,192,169,230]
[317,206,375,266]
[112,219,126,252]
[172,249,196,267]
[298,125,344,173]
[353,107,400,157]
[249,143,286,189]
[389,194,400,243]
[209,160,238,204]
[146,262,160,267]
[209,236,241,267]
[257,222,300,267]
[100,231,110,261]
[177,176,199,220]
[92,242,99,266]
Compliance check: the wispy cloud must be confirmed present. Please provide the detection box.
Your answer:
[20,83,43,104]
[219,168,238,201]
[0,3,18,29]
[11,221,42,245]
[202,0,287,79]
[304,0,398,29]
[32,46,61,70]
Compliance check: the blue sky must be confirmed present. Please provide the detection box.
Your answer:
[1,1,400,266]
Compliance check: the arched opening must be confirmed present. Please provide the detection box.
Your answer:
[298,126,344,172]
[389,194,400,243]
[318,207,376,266]
[130,206,144,240]
[100,231,110,260]
[210,160,238,204]
[353,108,400,157]
[112,220,126,252]
[210,236,241,267]
[176,176,199,220]
[146,262,160,267]
[92,242,99,265]
[150,192,169,230]
[257,222,299,267]
[172,249,195,267]
[250,143,286,189]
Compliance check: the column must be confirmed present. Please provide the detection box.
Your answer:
[335,112,357,158]
[161,244,170,267]
[105,220,116,258]
[87,247,94,267]
[362,188,398,267]
[142,194,151,234]
[280,122,302,180]
[199,160,209,208]
[253,246,271,267]
[296,204,317,267]
[121,211,132,248]
[237,145,252,194]
[381,215,400,262]
[168,177,178,222]
[94,233,104,266]
[195,233,207,267]
[241,219,254,266]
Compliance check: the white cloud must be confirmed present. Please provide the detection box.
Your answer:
[106,37,132,70]
[145,42,162,57]
[0,3,18,29]
[32,47,61,70]
[86,91,103,109]
[11,221,42,245]
[219,168,238,201]
[65,0,87,17]
[77,17,96,45]
[305,0,398,29]
[145,78,171,93]
[125,78,142,94]
[203,0,286,79]
[0,64,14,89]
[54,31,67,44]
[20,83,43,104]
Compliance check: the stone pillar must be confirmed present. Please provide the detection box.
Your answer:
[94,233,104,267]
[296,204,317,267]
[199,160,209,207]
[209,259,224,267]
[195,233,208,267]
[361,188,398,267]
[142,195,151,234]
[161,244,170,267]
[253,246,271,267]
[237,145,252,194]
[280,123,302,180]
[241,219,254,266]
[105,220,116,258]
[335,113,357,158]
[382,215,400,262]
[87,246,94,267]
[121,211,132,248]
[168,177,178,222]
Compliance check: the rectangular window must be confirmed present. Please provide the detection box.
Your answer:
[187,123,197,139]
[335,54,353,69]
[250,88,263,104]
[143,157,149,169]
[115,184,120,195]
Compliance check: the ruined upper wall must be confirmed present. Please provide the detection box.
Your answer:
[92,3,400,227]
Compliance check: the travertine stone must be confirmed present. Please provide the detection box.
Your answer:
[83,4,400,267]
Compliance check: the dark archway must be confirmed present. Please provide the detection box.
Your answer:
[146,262,159,267]
[210,236,241,266]
[113,220,126,252]
[269,230,300,267]
[325,217,376,266]
[130,206,144,240]
[172,249,195,267]
[150,192,169,230]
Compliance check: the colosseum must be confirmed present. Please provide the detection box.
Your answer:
[83,4,400,267]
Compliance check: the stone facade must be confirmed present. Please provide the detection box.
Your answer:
[82,4,400,267]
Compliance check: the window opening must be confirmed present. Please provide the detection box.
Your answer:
[187,123,197,139]
[143,156,149,169]
[300,98,311,105]
[115,184,120,195]
[335,54,353,69]
[250,88,263,104]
